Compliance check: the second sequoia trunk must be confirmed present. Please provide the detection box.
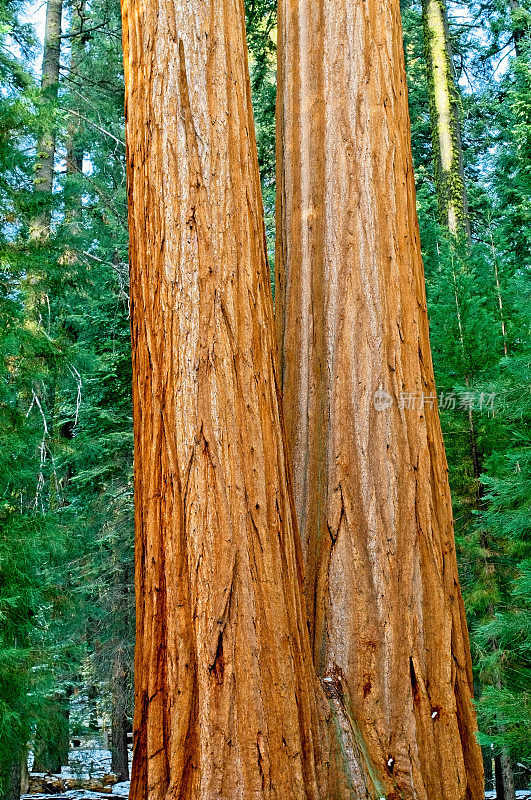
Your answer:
[275,1,485,798]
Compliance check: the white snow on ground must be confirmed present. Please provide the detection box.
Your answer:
[485,794,531,799]
[23,793,130,800]
[26,789,531,800]
[22,782,130,799]
[21,747,530,800]
[24,786,531,800]
[22,746,132,798]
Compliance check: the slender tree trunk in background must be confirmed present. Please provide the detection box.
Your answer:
[508,0,525,57]
[111,647,129,783]
[65,0,86,212]
[492,677,517,800]
[120,0,367,797]
[494,744,517,800]
[5,754,21,800]
[495,751,516,800]
[495,756,506,800]
[276,0,484,798]
[20,756,29,794]
[499,751,516,800]
[449,261,482,492]
[110,557,131,783]
[422,0,470,241]
[31,0,63,239]
[0,748,23,800]
[486,218,509,356]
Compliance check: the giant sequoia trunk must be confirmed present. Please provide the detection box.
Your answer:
[275,1,485,798]
[120,0,368,797]
[422,0,469,241]
[31,0,62,239]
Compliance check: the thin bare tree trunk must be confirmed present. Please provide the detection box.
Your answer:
[275,1,485,798]
[120,0,367,797]
[31,0,63,239]
[20,756,29,795]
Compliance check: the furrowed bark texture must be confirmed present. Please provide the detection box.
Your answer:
[120,0,367,798]
[422,0,470,241]
[275,1,485,799]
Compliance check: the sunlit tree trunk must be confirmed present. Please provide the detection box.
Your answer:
[276,1,485,798]
[422,0,469,242]
[31,0,63,239]
[120,0,365,797]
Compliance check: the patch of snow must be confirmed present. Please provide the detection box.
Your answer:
[24,794,114,799]
[485,794,531,799]
[23,788,130,799]
[112,782,130,797]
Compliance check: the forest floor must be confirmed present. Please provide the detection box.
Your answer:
[22,791,129,799]
[21,789,531,799]
[20,746,530,799]
[23,746,131,798]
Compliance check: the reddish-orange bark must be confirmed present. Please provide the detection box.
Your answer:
[275,1,485,798]
[120,0,372,797]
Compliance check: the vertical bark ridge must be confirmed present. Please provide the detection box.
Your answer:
[276,1,485,798]
[121,0,371,796]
